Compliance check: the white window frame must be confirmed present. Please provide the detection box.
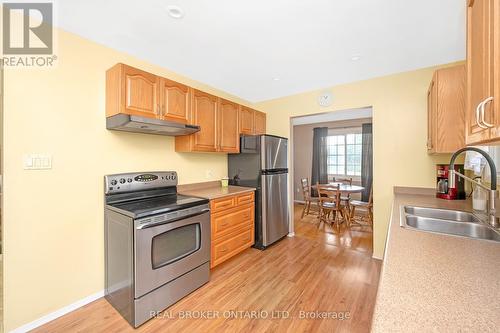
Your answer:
[326,127,363,180]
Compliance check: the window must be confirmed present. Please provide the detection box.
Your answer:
[327,132,362,177]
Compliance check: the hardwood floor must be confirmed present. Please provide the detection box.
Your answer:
[32,204,381,333]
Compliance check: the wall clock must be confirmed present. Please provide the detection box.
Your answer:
[318,91,333,107]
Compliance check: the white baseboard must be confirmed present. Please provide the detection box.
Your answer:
[10,290,104,333]
[287,232,295,237]
[372,254,383,261]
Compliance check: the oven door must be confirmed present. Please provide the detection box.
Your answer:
[134,206,210,298]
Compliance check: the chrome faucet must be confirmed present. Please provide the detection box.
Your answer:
[448,147,499,228]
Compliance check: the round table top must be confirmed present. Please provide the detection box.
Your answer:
[313,183,365,193]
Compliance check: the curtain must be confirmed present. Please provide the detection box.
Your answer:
[361,123,373,202]
[311,127,329,196]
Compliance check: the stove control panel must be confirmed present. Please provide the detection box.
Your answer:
[105,171,178,194]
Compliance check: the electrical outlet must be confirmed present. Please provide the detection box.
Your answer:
[24,154,52,170]
[205,170,213,179]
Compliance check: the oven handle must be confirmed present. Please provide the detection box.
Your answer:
[136,208,210,230]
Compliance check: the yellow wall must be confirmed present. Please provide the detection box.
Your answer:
[255,63,463,259]
[2,29,254,331]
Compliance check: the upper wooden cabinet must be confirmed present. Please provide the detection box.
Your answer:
[465,0,500,145]
[254,111,266,135]
[159,78,190,123]
[239,107,266,135]
[176,89,219,152]
[106,64,160,118]
[427,65,466,154]
[239,107,255,134]
[176,95,241,153]
[218,99,240,153]
[107,63,266,153]
[107,64,189,123]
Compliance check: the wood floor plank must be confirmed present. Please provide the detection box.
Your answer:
[31,204,381,333]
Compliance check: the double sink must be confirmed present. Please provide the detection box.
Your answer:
[401,206,500,242]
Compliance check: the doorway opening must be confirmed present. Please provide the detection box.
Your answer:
[289,107,373,254]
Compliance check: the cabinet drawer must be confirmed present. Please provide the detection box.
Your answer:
[236,192,254,205]
[212,227,254,267]
[212,204,254,240]
[210,196,236,213]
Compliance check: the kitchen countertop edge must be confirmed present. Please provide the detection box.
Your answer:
[178,182,256,200]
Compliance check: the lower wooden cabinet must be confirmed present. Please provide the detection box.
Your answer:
[210,192,255,268]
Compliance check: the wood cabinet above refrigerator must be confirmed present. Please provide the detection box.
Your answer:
[240,107,267,135]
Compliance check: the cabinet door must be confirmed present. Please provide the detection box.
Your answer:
[434,66,466,153]
[159,78,190,124]
[218,99,240,153]
[466,0,493,144]
[488,1,500,138]
[254,111,266,135]
[122,65,159,118]
[239,107,255,135]
[427,77,437,153]
[192,89,218,151]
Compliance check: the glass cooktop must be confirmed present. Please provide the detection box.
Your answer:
[106,194,209,218]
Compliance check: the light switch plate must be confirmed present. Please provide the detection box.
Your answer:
[24,154,52,170]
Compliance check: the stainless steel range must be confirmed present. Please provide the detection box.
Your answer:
[104,171,210,328]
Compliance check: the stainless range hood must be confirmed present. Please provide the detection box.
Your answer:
[106,114,200,136]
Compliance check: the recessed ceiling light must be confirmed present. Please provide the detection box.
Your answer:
[272,77,280,81]
[167,5,184,19]
[351,54,362,61]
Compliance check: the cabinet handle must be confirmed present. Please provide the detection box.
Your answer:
[476,101,488,129]
[220,247,228,253]
[480,97,494,128]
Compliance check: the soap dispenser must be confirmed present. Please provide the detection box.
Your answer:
[473,179,487,212]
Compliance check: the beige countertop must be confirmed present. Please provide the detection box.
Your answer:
[178,181,255,200]
[371,187,500,332]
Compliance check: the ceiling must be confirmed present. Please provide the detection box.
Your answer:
[56,0,465,102]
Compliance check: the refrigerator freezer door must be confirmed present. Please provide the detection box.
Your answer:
[261,136,288,170]
[261,172,289,246]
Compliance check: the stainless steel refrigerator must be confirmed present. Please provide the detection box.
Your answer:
[228,135,289,249]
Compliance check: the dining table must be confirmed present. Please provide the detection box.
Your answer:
[313,182,365,194]
[312,182,365,224]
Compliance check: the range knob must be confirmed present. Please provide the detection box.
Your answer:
[127,178,133,183]
[110,179,118,186]
[119,178,126,184]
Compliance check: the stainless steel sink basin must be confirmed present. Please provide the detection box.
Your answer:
[401,206,500,243]
[404,206,480,223]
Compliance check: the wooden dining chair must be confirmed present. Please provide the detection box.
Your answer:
[335,177,353,186]
[300,178,318,218]
[350,186,373,229]
[336,177,353,210]
[316,183,344,231]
